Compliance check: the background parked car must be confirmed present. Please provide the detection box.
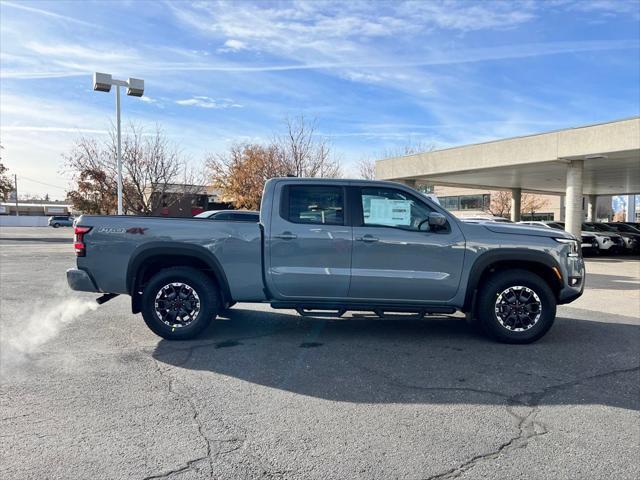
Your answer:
[605,222,640,241]
[460,216,513,223]
[193,210,260,222]
[518,221,599,254]
[581,222,625,253]
[590,222,640,253]
[48,216,74,228]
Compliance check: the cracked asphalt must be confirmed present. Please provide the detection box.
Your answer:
[1,227,639,479]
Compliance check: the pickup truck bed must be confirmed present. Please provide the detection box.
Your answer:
[72,218,265,302]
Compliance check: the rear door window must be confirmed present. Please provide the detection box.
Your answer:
[285,185,344,225]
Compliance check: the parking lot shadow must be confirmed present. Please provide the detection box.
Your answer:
[586,273,640,290]
[153,308,640,411]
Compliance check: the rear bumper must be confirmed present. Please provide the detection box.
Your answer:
[66,268,100,293]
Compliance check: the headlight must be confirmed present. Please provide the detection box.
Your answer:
[554,237,579,256]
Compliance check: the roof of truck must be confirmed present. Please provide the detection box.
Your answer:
[269,177,408,187]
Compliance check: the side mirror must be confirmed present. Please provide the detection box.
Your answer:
[428,212,447,227]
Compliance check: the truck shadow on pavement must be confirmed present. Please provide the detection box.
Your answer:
[152,308,639,411]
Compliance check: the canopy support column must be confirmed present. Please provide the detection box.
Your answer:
[565,160,584,238]
[587,195,597,222]
[511,188,521,222]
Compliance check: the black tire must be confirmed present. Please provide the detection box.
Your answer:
[141,267,219,340]
[53,223,60,228]
[476,269,556,344]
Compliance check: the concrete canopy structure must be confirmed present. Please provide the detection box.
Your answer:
[376,117,640,237]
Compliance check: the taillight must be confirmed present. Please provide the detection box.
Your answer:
[74,226,92,257]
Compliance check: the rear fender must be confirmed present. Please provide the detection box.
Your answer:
[127,242,232,312]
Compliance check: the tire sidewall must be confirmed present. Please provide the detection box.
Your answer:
[141,267,218,340]
[478,270,556,344]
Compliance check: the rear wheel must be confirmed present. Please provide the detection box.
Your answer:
[476,269,556,344]
[52,223,60,228]
[141,267,219,340]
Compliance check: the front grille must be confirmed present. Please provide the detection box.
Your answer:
[611,236,623,245]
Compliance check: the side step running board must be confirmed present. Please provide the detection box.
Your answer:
[271,302,456,318]
[295,307,347,318]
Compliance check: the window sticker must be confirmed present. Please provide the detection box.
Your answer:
[366,198,412,226]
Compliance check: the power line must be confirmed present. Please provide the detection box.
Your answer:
[18,175,67,190]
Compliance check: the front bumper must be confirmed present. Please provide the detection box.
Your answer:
[622,237,638,251]
[557,255,585,305]
[66,268,100,293]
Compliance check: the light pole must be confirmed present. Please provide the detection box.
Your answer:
[93,72,144,215]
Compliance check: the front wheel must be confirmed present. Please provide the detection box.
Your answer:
[141,267,220,340]
[52,223,60,228]
[476,269,556,344]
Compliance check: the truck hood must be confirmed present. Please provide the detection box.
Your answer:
[481,223,575,240]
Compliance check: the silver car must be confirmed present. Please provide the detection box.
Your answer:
[518,221,599,253]
[48,216,74,228]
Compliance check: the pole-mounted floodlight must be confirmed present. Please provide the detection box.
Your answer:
[92,72,145,215]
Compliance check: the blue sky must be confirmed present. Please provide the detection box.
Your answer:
[1,0,639,199]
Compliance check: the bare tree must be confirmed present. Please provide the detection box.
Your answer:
[356,157,377,180]
[276,116,341,178]
[207,116,342,209]
[65,124,200,215]
[488,190,512,217]
[352,140,434,181]
[382,140,435,158]
[521,193,549,219]
[487,190,550,219]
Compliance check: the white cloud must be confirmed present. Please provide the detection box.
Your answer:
[1,1,102,29]
[219,39,248,52]
[175,96,243,109]
[0,126,109,134]
[163,0,638,100]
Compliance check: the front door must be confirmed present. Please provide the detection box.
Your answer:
[268,184,352,299]
[349,186,465,302]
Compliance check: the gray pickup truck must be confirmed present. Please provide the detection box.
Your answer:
[67,178,585,344]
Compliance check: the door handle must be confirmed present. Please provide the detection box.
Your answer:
[274,232,297,240]
[356,235,379,243]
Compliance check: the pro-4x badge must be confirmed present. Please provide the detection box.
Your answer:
[98,227,125,234]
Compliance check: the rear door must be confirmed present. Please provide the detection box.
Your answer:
[267,183,352,299]
[349,186,465,302]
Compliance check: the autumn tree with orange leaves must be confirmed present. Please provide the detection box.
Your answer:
[208,116,341,210]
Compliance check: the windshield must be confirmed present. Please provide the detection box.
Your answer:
[586,223,615,232]
[547,222,564,230]
[609,223,639,233]
[194,211,215,218]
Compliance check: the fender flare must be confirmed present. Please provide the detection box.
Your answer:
[463,249,562,311]
[126,242,232,303]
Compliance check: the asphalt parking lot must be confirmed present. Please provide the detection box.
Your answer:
[1,227,638,480]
